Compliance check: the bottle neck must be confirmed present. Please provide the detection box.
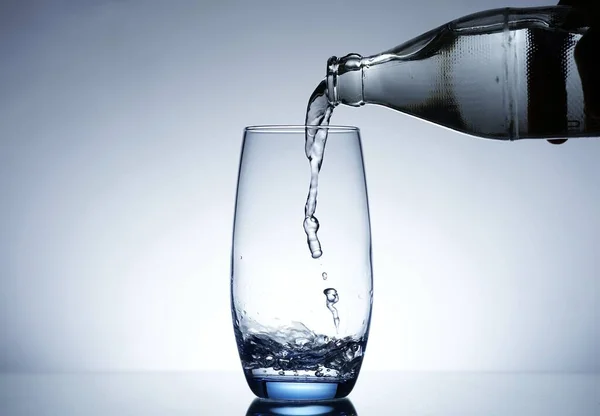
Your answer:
[327,54,365,107]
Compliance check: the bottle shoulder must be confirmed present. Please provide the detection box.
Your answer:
[373,6,589,64]
[452,6,588,35]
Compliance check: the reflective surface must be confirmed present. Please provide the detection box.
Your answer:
[0,372,598,415]
[247,397,357,415]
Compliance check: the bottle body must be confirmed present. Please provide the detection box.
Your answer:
[328,6,598,140]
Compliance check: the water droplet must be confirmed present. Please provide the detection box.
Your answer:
[303,216,322,258]
[240,256,243,259]
[323,288,340,332]
[279,370,285,376]
[322,272,328,280]
[323,288,338,302]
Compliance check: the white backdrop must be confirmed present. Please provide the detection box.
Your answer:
[1,0,598,372]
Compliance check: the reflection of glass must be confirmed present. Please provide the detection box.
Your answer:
[246,398,358,416]
[231,126,373,400]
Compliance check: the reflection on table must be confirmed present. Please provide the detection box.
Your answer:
[246,397,357,416]
[0,371,598,415]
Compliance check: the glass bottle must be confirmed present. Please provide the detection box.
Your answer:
[325,6,598,141]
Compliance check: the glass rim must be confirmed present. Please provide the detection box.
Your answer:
[244,125,359,133]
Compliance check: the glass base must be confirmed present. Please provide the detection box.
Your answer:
[246,376,357,401]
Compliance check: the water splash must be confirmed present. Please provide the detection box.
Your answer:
[235,318,364,380]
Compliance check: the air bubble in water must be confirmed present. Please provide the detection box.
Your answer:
[315,334,329,346]
[322,272,328,280]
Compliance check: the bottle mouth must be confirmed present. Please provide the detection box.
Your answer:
[326,54,364,107]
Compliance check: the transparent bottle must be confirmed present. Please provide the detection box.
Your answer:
[326,6,599,141]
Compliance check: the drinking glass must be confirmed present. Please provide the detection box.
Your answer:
[231,125,373,401]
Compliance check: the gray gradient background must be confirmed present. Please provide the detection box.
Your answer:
[0,0,598,373]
